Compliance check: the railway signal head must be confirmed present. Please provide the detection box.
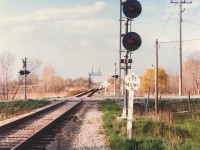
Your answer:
[123,0,142,19]
[25,70,31,75]
[112,75,119,79]
[19,70,25,75]
[122,32,142,51]
[19,70,31,75]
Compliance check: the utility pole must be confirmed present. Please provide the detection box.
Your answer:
[124,18,129,117]
[119,0,123,102]
[171,0,192,96]
[114,63,117,97]
[19,57,31,100]
[155,39,158,113]
[24,57,27,100]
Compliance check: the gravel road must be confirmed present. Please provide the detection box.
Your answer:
[47,101,110,150]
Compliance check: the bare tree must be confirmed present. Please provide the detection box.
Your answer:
[0,52,14,100]
[26,57,41,72]
[183,51,200,95]
[27,73,40,85]
[65,78,73,88]
[26,57,41,85]
[52,76,65,92]
[42,65,55,92]
[167,74,178,95]
[73,77,89,87]
[41,65,65,93]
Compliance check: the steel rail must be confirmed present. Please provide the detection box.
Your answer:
[87,87,102,97]
[12,100,83,150]
[0,100,67,133]
[75,87,97,97]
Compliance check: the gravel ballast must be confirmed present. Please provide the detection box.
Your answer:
[46,101,110,150]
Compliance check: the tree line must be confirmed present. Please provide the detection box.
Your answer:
[0,52,90,100]
[0,50,199,100]
[140,51,200,96]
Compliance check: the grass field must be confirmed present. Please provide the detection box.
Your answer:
[98,99,200,150]
[0,99,50,120]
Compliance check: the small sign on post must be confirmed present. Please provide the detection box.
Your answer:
[124,72,140,91]
[124,72,140,140]
[101,81,110,97]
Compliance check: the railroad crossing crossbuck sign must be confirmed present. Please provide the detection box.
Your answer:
[124,72,140,91]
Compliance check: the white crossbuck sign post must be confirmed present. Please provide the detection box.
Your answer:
[124,72,140,140]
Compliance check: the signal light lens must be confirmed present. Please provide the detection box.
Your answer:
[129,39,135,44]
[122,32,142,51]
[130,5,135,11]
[123,0,142,19]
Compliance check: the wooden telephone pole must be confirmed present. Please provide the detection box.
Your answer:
[170,0,192,96]
[155,39,158,113]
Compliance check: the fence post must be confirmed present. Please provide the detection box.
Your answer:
[188,91,191,111]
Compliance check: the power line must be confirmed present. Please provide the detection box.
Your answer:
[184,20,200,26]
[186,8,200,12]
[139,45,155,74]
[158,4,177,39]
[159,37,200,44]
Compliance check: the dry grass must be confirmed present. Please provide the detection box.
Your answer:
[145,110,174,123]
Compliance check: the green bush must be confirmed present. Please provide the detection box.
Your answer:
[98,99,200,150]
[137,137,165,150]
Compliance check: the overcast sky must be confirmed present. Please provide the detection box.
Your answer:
[0,0,200,82]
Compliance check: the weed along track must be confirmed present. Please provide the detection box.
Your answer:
[0,100,84,150]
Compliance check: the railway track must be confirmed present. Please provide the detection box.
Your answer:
[0,100,82,150]
[75,87,102,97]
[13,100,83,150]
[0,87,100,150]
